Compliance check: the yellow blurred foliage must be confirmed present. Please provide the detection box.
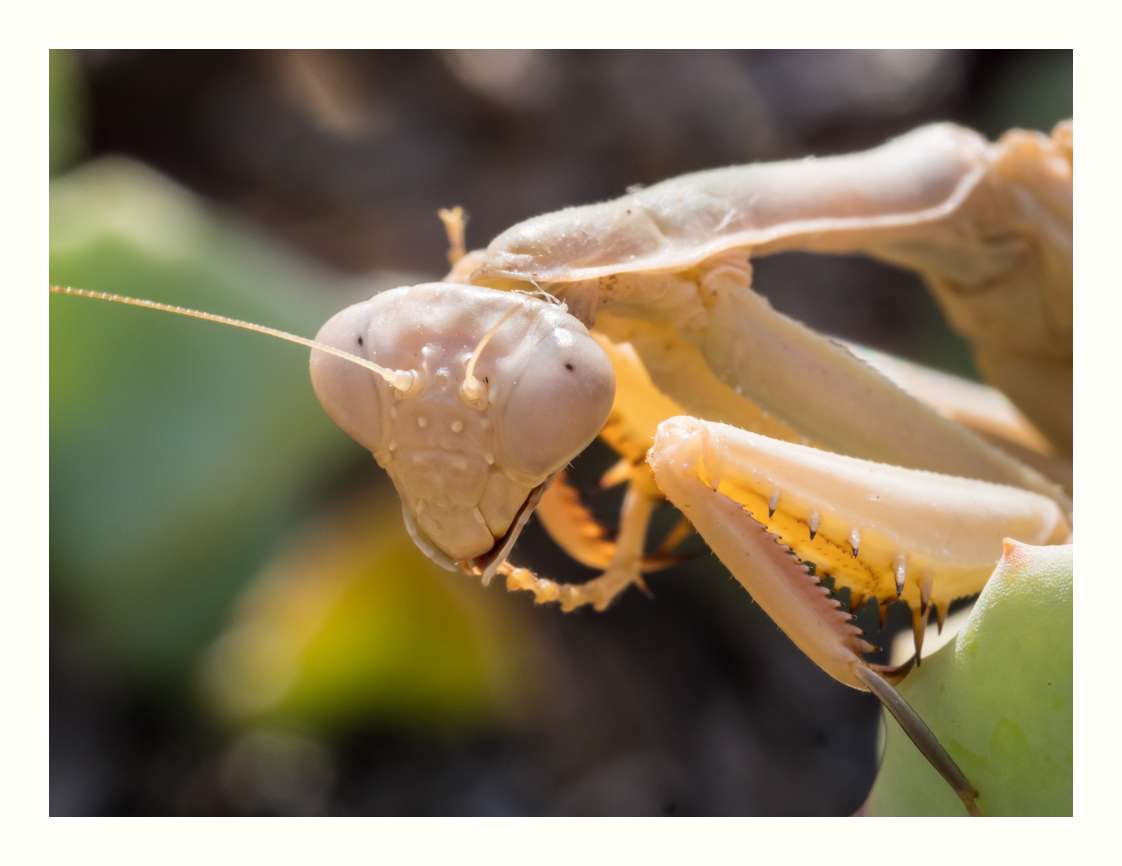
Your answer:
[201,490,538,732]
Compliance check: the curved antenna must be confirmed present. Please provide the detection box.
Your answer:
[49,286,417,394]
[460,302,521,408]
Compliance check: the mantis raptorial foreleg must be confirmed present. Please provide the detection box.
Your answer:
[841,341,1055,458]
[646,415,1070,688]
[499,476,661,612]
[535,472,620,570]
[844,340,1073,492]
[557,258,1071,514]
[535,470,680,574]
[854,665,981,817]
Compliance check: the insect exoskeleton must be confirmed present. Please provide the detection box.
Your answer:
[309,282,615,573]
[646,416,1071,691]
[457,123,1072,518]
[472,122,992,286]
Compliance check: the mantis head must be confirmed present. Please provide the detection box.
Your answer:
[310,282,615,574]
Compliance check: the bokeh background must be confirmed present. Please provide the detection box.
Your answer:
[49,49,1072,816]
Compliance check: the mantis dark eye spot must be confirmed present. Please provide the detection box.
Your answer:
[357,335,364,346]
[565,362,574,371]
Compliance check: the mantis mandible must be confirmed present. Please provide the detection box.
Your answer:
[50,119,1073,816]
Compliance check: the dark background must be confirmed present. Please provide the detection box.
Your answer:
[49,49,1072,816]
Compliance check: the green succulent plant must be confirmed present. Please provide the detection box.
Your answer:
[866,540,1072,816]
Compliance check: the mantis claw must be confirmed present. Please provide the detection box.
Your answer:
[500,476,663,612]
[647,415,1069,690]
[855,665,982,817]
[536,469,681,575]
[535,471,619,571]
[911,606,930,666]
[498,557,643,613]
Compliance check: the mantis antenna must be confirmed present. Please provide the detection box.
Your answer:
[460,302,521,408]
[49,285,418,394]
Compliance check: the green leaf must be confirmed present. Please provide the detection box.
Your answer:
[50,159,366,678]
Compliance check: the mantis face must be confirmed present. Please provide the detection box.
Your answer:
[309,282,615,572]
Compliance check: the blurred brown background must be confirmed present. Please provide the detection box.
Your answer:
[49,49,1072,816]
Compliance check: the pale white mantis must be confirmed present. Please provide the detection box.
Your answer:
[50,118,1073,816]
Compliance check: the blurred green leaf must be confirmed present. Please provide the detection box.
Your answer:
[50,159,367,678]
[866,541,1072,816]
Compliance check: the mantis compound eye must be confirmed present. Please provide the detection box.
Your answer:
[309,299,385,454]
[499,323,615,479]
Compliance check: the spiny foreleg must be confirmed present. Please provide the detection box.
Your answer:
[500,478,661,612]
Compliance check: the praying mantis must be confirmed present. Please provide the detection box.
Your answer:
[50,118,1073,816]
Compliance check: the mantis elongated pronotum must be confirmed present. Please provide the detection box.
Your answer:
[50,119,1073,816]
